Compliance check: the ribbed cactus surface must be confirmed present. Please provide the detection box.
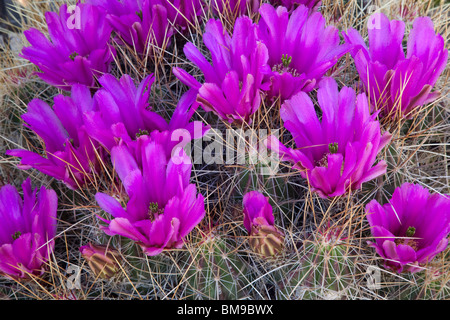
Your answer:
[184,233,249,300]
[280,227,358,299]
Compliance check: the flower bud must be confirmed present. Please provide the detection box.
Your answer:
[80,243,121,279]
[243,191,285,257]
[248,219,285,257]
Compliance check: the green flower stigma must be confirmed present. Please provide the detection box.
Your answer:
[136,10,143,20]
[281,54,292,68]
[149,202,159,213]
[136,129,149,138]
[272,54,299,76]
[148,202,160,220]
[12,231,21,240]
[406,226,416,237]
[328,142,338,154]
[69,52,79,61]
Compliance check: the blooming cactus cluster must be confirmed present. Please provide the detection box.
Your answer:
[2,0,449,285]
[5,0,212,265]
[174,3,351,122]
[6,77,207,261]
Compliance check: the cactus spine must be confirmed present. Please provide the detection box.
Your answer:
[184,232,249,300]
[280,226,358,299]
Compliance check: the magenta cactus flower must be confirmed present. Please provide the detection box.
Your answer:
[344,12,448,118]
[20,3,115,91]
[366,183,450,273]
[256,4,351,101]
[86,0,173,54]
[95,135,205,256]
[173,16,270,124]
[266,77,391,198]
[268,0,321,12]
[87,0,203,54]
[243,191,284,257]
[6,85,102,190]
[83,73,209,152]
[0,179,58,279]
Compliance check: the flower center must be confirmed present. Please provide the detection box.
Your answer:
[272,54,300,77]
[12,231,21,241]
[314,143,345,174]
[148,202,163,220]
[315,143,339,167]
[395,226,419,251]
[136,129,149,138]
[328,142,338,154]
[69,52,79,61]
[406,226,416,237]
